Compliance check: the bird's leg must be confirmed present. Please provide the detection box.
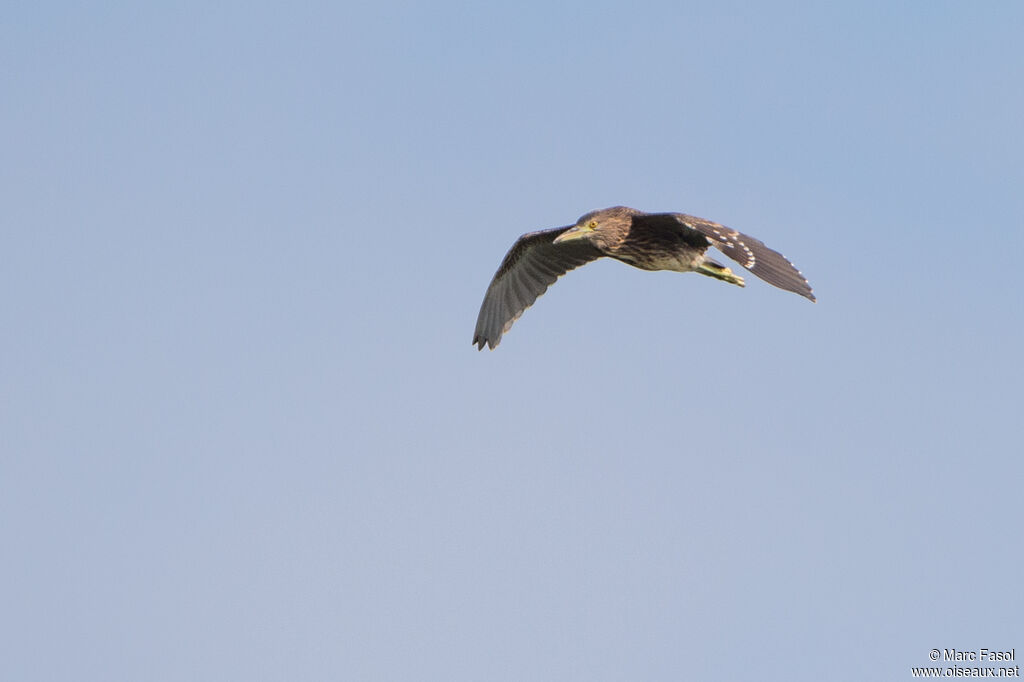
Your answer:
[696,259,745,287]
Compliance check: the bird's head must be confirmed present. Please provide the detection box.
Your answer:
[552,206,637,247]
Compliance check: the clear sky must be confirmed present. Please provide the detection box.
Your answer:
[3,2,1022,680]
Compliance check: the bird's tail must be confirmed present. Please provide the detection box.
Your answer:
[697,259,745,287]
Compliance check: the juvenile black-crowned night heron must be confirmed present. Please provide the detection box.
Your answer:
[473,206,815,350]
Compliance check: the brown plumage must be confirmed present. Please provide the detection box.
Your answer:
[473,206,815,350]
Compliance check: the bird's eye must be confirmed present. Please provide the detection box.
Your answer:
[588,220,598,229]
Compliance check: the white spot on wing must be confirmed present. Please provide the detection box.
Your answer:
[735,238,756,268]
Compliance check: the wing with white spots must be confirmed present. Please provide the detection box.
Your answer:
[473,226,603,350]
[671,213,816,301]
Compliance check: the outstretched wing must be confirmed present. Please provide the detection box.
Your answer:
[473,227,603,350]
[671,213,816,301]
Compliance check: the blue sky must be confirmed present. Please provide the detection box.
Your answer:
[3,2,1023,680]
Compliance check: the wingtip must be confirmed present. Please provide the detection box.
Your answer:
[472,335,498,351]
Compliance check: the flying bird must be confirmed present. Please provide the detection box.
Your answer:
[473,206,814,350]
